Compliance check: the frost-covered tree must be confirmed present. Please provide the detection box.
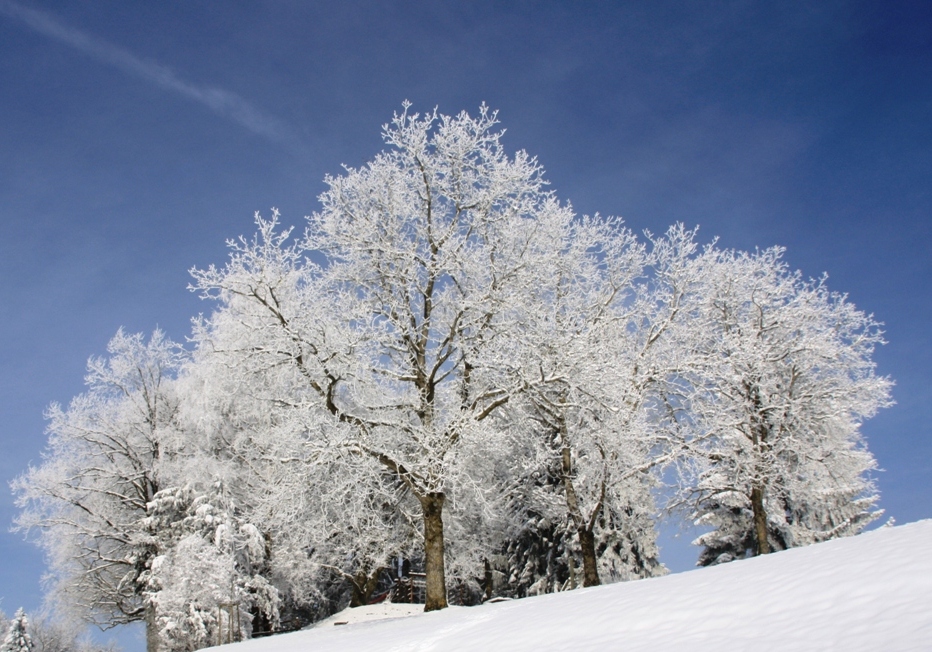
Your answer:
[681,247,892,563]
[184,257,419,618]
[262,442,420,610]
[1,610,33,652]
[190,104,578,610]
[508,223,707,586]
[141,483,280,651]
[168,341,317,631]
[13,330,184,650]
[489,442,576,597]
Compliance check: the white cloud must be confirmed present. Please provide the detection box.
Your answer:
[0,0,297,146]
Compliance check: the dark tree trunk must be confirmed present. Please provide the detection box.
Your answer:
[560,436,602,588]
[747,383,771,556]
[251,606,273,637]
[578,528,601,587]
[483,559,493,601]
[420,492,448,611]
[751,485,771,555]
[349,568,384,607]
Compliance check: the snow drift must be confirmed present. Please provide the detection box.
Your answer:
[217,520,932,651]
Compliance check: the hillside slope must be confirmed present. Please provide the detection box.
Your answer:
[220,520,932,651]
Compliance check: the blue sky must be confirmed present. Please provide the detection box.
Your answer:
[1,0,929,645]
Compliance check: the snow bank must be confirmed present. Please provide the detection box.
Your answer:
[218,520,932,651]
[311,603,429,628]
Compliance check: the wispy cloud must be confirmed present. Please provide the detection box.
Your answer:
[0,0,297,147]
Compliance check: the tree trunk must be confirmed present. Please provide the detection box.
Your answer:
[578,528,601,587]
[483,559,493,602]
[566,550,577,590]
[420,492,448,611]
[560,437,601,588]
[251,606,273,638]
[751,485,771,555]
[349,568,384,607]
[747,385,771,556]
[146,603,159,652]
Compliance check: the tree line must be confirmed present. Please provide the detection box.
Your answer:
[12,105,892,652]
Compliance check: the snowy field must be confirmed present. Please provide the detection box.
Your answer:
[218,520,932,651]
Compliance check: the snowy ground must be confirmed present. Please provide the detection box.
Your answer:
[218,520,932,651]
[311,602,429,628]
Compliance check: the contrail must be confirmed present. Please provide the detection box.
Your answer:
[0,0,297,147]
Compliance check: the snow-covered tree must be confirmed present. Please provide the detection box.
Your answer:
[262,442,420,610]
[169,341,317,630]
[183,256,419,618]
[489,443,576,597]
[1,609,33,652]
[507,223,703,586]
[681,247,892,563]
[140,483,280,652]
[190,104,579,610]
[13,330,185,650]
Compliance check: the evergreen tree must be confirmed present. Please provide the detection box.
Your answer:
[1,609,33,652]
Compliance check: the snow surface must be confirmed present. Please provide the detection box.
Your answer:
[311,603,429,628]
[218,520,932,651]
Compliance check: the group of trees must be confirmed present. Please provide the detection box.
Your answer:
[13,105,891,652]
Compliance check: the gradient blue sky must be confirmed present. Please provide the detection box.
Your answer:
[1,0,930,646]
